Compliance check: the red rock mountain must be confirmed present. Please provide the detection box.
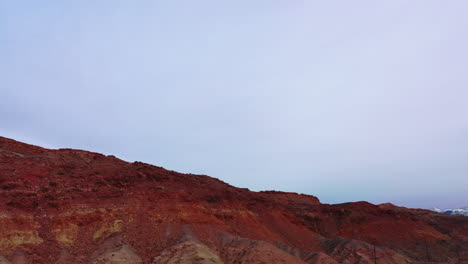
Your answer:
[0,136,466,263]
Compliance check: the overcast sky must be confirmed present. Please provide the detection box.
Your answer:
[1,1,468,209]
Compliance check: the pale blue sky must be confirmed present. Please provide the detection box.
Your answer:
[1,1,468,208]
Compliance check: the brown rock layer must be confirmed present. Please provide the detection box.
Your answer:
[0,136,467,263]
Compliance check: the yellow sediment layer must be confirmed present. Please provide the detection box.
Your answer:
[93,219,123,240]
[0,213,43,250]
[0,230,43,250]
[53,224,79,246]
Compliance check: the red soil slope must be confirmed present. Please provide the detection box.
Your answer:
[0,136,467,263]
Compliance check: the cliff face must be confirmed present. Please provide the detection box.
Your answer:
[0,136,467,264]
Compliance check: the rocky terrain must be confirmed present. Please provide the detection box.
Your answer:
[0,136,467,263]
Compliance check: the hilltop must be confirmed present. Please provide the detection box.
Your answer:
[0,136,467,263]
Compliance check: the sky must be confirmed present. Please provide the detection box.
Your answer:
[1,1,468,209]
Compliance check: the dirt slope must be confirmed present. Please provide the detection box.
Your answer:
[0,136,467,263]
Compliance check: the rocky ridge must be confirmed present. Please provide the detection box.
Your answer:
[0,136,467,263]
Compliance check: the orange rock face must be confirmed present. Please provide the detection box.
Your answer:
[0,136,467,263]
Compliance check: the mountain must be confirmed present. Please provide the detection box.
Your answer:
[0,136,467,263]
[434,208,468,216]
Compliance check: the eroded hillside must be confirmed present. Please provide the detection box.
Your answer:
[0,136,467,263]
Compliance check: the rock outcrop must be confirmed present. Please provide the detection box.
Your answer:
[0,136,467,263]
